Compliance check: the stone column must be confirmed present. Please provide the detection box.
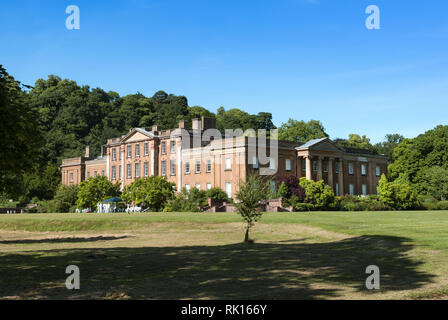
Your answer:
[305,156,312,180]
[338,159,344,196]
[316,156,323,181]
[328,157,334,188]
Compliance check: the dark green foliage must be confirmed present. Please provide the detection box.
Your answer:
[0,65,41,197]
[205,187,228,203]
[164,188,208,212]
[388,125,448,197]
[335,134,377,153]
[374,134,405,161]
[338,195,391,211]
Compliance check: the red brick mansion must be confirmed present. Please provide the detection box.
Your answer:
[61,117,388,198]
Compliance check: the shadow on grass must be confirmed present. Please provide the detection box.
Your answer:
[0,236,131,244]
[0,235,434,299]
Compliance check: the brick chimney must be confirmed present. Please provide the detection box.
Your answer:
[201,116,216,130]
[85,146,90,158]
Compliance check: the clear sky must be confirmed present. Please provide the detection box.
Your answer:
[1,0,447,143]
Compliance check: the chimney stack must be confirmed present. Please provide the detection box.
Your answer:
[192,118,201,131]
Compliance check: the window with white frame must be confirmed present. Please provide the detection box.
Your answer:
[161,141,166,154]
[135,163,140,178]
[323,161,328,173]
[70,172,74,182]
[225,182,232,198]
[361,164,367,176]
[376,166,380,177]
[127,164,131,178]
[101,170,105,176]
[170,160,175,176]
[144,162,149,177]
[206,159,212,172]
[112,148,116,161]
[285,159,291,171]
[127,145,132,158]
[348,163,354,175]
[362,184,367,196]
[144,142,149,156]
[195,160,201,173]
[302,159,306,172]
[170,141,175,153]
[185,162,190,174]
[313,160,317,172]
[349,184,354,196]
[112,166,116,180]
[161,160,166,176]
[87,172,90,178]
[225,158,232,170]
[94,171,98,177]
[185,184,190,191]
[335,183,339,196]
[335,162,339,174]
[195,183,201,190]
[135,144,140,157]
[206,183,212,190]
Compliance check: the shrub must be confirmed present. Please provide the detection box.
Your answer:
[205,187,228,203]
[164,187,208,212]
[438,201,448,210]
[122,176,175,211]
[294,203,315,212]
[378,174,420,210]
[418,195,439,210]
[77,176,121,210]
[275,174,305,201]
[299,177,336,210]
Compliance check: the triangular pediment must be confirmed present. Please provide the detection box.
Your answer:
[310,140,344,152]
[121,128,156,143]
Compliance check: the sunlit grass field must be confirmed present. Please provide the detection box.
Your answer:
[1,211,448,299]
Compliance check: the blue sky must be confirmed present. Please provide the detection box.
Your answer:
[1,0,447,143]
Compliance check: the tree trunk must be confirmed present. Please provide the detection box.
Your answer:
[244,226,250,243]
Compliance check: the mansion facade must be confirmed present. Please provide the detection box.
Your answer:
[61,117,388,198]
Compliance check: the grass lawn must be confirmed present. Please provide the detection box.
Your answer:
[1,211,448,299]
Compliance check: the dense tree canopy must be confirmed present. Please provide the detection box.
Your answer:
[278,119,328,143]
[0,65,41,197]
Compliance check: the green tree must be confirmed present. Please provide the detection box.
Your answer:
[164,187,208,212]
[419,166,448,201]
[234,175,270,243]
[335,134,376,152]
[52,184,79,212]
[0,65,41,197]
[377,174,420,210]
[206,187,229,203]
[122,176,175,211]
[388,125,448,195]
[76,175,121,209]
[299,177,336,209]
[374,133,405,161]
[278,119,328,143]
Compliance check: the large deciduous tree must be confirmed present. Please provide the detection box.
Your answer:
[122,176,175,211]
[278,119,328,143]
[76,175,121,209]
[0,65,41,197]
